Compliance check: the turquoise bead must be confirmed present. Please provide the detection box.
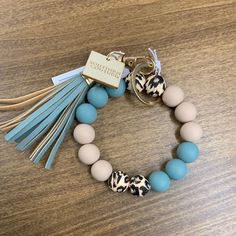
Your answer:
[177,142,199,163]
[165,159,187,180]
[87,86,108,108]
[148,171,170,192]
[106,79,126,97]
[76,103,97,124]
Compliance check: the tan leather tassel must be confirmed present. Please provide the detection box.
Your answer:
[1,122,20,132]
[0,88,55,111]
[0,85,56,104]
[0,83,67,130]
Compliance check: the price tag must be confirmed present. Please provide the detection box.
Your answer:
[52,66,84,85]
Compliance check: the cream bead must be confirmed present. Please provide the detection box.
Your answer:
[162,85,184,107]
[78,144,100,165]
[73,124,95,144]
[180,122,203,142]
[175,102,197,123]
[91,160,113,181]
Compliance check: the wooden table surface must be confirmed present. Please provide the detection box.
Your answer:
[0,0,236,235]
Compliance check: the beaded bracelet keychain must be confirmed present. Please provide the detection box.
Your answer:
[0,48,202,197]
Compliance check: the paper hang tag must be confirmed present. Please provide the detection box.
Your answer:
[52,65,129,86]
[52,66,85,85]
[82,51,125,88]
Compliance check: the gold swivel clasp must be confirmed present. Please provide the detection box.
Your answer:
[106,51,155,75]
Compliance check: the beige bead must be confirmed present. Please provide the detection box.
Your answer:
[180,122,203,142]
[78,144,100,165]
[162,85,184,107]
[91,160,113,181]
[175,102,197,123]
[73,124,95,144]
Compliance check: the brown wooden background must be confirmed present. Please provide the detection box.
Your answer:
[0,0,236,235]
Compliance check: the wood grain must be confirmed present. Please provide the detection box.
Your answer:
[0,0,236,235]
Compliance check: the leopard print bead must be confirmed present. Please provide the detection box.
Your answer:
[108,171,130,193]
[125,72,146,93]
[145,74,166,97]
[129,175,151,197]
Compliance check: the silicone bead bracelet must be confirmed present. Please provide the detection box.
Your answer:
[73,78,202,197]
[0,47,202,197]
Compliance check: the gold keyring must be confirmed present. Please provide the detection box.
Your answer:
[131,61,158,106]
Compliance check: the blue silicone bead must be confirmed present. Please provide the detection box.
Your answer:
[148,171,170,192]
[87,86,108,108]
[177,142,199,163]
[106,79,126,97]
[165,159,187,180]
[76,103,97,124]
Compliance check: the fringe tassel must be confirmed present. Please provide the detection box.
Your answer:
[0,74,89,168]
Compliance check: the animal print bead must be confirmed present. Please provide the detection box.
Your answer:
[108,171,130,193]
[125,72,146,93]
[129,175,151,197]
[145,74,166,97]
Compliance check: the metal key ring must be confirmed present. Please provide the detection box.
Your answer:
[131,61,159,106]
